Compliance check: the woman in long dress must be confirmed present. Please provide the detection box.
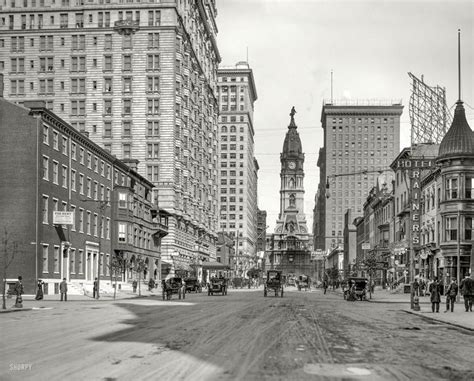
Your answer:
[35,280,44,300]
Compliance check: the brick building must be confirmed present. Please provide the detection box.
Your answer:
[0,98,167,294]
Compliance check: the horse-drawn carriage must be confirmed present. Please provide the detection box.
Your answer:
[297,275,310,291]
[208,277,228,296]
[264,270,284,297]
[344,277,368,301]
[162,277,185,300]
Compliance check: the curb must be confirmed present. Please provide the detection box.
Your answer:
[0,308,33,314]
[403,309,474,332]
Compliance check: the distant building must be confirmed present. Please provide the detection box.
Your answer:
[314,101,403,252]
[267,109,313,278]
[0,98,167,294]
[256,209,267,254]
[217,61,258,273]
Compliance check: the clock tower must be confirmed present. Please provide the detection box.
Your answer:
[277,107,307,228]
[269,107,312,278]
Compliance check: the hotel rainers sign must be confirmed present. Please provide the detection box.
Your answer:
[397,159,434,247]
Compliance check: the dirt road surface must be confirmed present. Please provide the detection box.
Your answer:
[1,288,473,380]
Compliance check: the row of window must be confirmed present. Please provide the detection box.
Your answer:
[41,195,111,238]
[5,9,161,30]
[221,116,246,123]
[5,53,161,73]
[41,245,110,278]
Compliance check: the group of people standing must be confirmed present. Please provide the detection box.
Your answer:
[425,275,474,313]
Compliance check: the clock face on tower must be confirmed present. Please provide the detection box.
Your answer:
[288,161,296,169]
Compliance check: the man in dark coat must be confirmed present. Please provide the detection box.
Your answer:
[60,278,68,301]
[413,279,420,296]
[460,274,474,312]
[445,279,458,313]
[14,276,24,308]
[429,277,441,313]
[93,277,99,299]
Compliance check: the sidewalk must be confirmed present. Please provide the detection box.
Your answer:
[0,287,161,313]
[363,289,474,331]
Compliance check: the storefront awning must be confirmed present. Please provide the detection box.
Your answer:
[175,262,193,272]
[161,259,173,268]
[202,261,230,270]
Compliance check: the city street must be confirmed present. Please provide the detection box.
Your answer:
[1,288,473,381]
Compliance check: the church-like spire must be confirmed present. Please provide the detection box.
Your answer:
[282,107,303,156]
[438,29,474,160]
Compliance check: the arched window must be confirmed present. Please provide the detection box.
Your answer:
[230,125,236,133]
[221,125,227,133]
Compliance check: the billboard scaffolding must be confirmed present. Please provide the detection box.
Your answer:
[408,72,452,144]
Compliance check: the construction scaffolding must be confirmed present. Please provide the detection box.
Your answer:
[408,72,452,144]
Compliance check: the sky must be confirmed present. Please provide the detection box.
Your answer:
[216,0,474,232]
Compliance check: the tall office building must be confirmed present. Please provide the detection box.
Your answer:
[217,61,258,263]
[313,101,403,252]
[0,1,221,270]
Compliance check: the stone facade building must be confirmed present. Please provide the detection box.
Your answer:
[267,109,313,278]
[217,62,258,267]
[0,0,221,276]
[314,101,403,253]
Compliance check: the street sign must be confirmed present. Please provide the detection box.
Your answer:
[53,211,75,225]
[362,243,371,250]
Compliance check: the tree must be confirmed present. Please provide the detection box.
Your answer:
[354,251,378,298]
[2,228,19,310]
[133,257,147,296]
[109,252,128,300]
[326,266,340,287]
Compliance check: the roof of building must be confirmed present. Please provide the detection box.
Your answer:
[438,101,474,160]
[282,110,302,156]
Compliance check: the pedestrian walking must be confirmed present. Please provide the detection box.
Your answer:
[14,276,24,308]
[35,279,44,300]
[429,277,441,313]
[420,280,426,297]
[444,279,458,313]
[148,278,155,291]
[132,279,138,293]
[459,274,474,312]
[323,279,328,295]
[413,279,420,297]
[93,277,99,299]
[60,278,68,301]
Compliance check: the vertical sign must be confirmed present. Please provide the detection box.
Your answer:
[397,159,434,247]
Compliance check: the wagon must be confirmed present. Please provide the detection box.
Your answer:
[297,275,310,291]
[184,277,202,293]
[162,277,185,300]
[264,270,284,297]
[344,277,368,301]
[208,277,228,296]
